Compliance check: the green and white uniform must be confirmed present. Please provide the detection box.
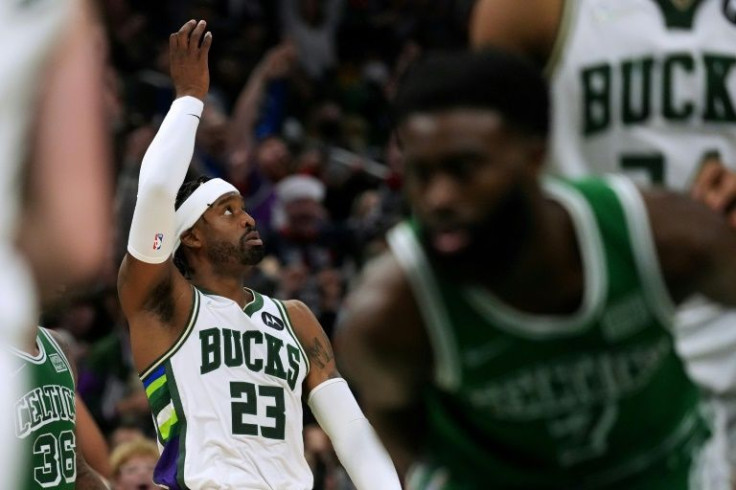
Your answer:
[11,328,77,490]
[140,288,312,490]
[547,0,736,188]
[547,1,736,482]
[390,177,708,489]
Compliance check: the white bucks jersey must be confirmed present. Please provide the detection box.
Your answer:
[140,288,312,490]
[548,0,736,189]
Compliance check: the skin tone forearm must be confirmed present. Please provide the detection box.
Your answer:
[226,43,296,164]
[285,300,340,389]
[335,254,432,475]
[645,189,736,306]
[76,397,112,478]
[76,455,109,490]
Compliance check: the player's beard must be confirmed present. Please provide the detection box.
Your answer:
[422,185,533,282]
[207,234,265,269]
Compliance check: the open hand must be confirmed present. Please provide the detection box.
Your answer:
[169,19,212,100]
[261,42,298,80]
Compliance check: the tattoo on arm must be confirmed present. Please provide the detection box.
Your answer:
[305,329,335,371]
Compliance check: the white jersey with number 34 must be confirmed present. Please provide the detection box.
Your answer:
[547,0,736,189]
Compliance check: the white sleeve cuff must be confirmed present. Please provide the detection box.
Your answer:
[308,378,401,490]
[126,96,204,263]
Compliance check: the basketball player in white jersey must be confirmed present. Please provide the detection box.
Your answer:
[1,0,110,486]
[471,0,736,486]
[117,20,401,490]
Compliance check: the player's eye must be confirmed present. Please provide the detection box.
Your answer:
[224,206,233,216]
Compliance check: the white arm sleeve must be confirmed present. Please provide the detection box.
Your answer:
[308,378,402,490]
[126,96,203,263]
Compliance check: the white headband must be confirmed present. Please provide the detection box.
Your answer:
[174,178,239,251]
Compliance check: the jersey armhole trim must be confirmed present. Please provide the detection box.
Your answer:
[544,0,578,78]
[40,327,76,390]
[605,175,677,326]
[274,299,311,374]
[387,223,461,391]
[243,287,264,316]
[461,180,607,338]
[140,288,201,380]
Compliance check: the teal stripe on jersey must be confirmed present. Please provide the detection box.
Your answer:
[142,363,177,444]
[148,384,172,416]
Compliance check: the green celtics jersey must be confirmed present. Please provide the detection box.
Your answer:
[388,176,708,489]
[11,328,76,490]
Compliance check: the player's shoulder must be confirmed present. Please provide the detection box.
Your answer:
[358,251,410,296]
[42,328,71,356]
[281,298,317,324]
[341,251,417,333]
[41,327,78,379]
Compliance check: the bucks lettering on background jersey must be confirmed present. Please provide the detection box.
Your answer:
[390,177,708,489]
[140,288,312,490]
[547,0,736,189]
[11,328,77,490]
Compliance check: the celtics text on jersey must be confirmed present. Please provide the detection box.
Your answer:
[391,177,709,490]
[11,327,77,490]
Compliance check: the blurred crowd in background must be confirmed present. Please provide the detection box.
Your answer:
[40,0,475,487]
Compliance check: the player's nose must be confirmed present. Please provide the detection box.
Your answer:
[241,211,256,228]
[424,173,462,212]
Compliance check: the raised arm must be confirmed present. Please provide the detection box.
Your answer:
[226,42,296,171]
[284,300,401,490]
[644,187,736,306]
[118,20,211,326]
[334,253,432,478]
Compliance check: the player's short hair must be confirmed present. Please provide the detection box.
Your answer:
[393,49,549,136]
[174,175,212,277]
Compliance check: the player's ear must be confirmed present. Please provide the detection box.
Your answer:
[180,227,202,249]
